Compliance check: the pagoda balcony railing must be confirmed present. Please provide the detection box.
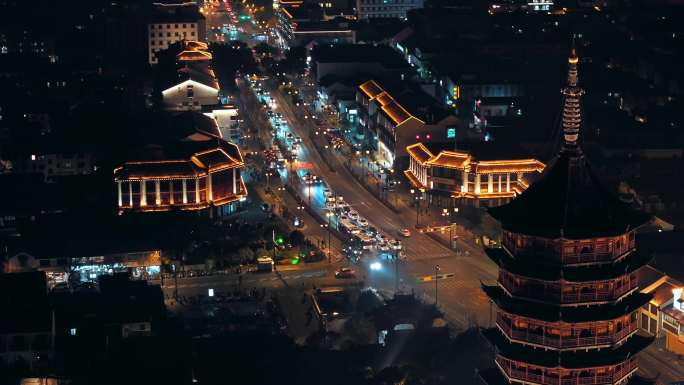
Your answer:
[502,232,635,266]
[499,273,638,305]
[496,356,638,385]
[497,314,638,349]
[562,251,616,265]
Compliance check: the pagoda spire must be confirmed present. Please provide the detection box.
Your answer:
[560,46,585,153]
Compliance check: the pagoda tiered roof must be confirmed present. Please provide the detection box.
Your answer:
[488,49,651,240]
[488,153,651,239]
[483,284,651,323]
[482,328,653,368]
[479,368,655,385]
[485,247,652,282]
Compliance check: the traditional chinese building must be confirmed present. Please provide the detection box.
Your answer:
[405,142,545,207]
[113,112,247,216]
[479,49,654,385]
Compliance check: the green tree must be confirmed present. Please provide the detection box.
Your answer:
[238,247,255,263]
[289,230,305,246]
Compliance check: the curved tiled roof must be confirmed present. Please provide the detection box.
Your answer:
[359,80,384,99]
[488,50,651,239]
[426,151,470,169]
[114,140,243,181]
[474,159,545,174]
[406,143,434,164]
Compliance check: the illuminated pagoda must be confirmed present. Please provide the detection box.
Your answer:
[479,49,654,385]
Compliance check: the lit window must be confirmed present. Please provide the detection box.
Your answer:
[70,328,77,336]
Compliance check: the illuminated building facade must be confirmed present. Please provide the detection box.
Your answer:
[161,41,220,111]
[404,142,544,207]
[114,140,246,215]
[357,80,452,169]
[147,2,206,64]
[356,0,424,19]
[479,50,654,385]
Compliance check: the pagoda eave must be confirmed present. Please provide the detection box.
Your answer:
[485,247,652,282]
[483,285,652,323]
[482,328,653,369]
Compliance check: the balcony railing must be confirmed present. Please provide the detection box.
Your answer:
[499,273,638,305]
[502,235,635,266]
[562,251,619,265]
[497,314,638,349]
[496,356,638,385]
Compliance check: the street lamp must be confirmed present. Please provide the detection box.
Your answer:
[410,188,424,228]
[434,265,441,306]
[324,211,333,263]
[441,207,459,249]
[265,171,273,191]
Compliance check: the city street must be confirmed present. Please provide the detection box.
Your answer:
[203,7,684,383]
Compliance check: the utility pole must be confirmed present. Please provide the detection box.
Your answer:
[395,250,399,293]
[434,265,440,307]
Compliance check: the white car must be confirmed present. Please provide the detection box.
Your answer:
[377,234,388,243]
[378,242,390,252]
[348,210,359,220]
[357,218,368,227]
[389,240,402,250]
[325,201,336,208]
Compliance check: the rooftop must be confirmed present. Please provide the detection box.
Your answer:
[486,247,652,282]
[312,44,409,70]
[406,141,545,172]
[0,272,51,334]
[484,284,651,323]
[483,327,652,368]
[488,51,651,239]
[114,139,243,180]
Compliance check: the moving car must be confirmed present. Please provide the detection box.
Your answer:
[335,267,355,279]
[348,210,359,220]
[357,218,368,227]
[399,228,411,237]
[377,241,390,252]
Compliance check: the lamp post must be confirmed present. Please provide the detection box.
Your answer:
[441,207,459,249]
[434,264,440,306]
[391,241,402,293]
[265,171,273,192]
[410,188,425,228]
[324,211,333,263]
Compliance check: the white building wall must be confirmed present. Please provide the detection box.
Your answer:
[162,80,219,111]
[356,0,424,19]
[148,22,201,64]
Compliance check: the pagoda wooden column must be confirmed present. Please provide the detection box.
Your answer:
[117,181,122,207]
[462,170,468,193]
[155,180,161,205]
[475,174,481,194]
[506,173,510,192]
[195,178,200,203]
[488,174,493,193]
[233,168,237,194]
[498,174,502,192]
[182,179,188,204]
[207,172,213,201]
[128,181,133,206]
[169,180,174,204]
